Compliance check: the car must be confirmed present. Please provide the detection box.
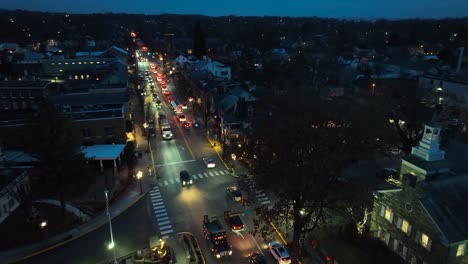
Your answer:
[177,114,186,123]
[182,121,191,129]
[181,104,188,110]
[179,170,192,187]
[226,186,242,202]
[268,242,291,264]
[160,81,167,86]
[164,90,171,95]
[248,252,266,264]
[161,83,167,89]
[224,211,245,231]
[203,157,215,168]
[157,76,162,82]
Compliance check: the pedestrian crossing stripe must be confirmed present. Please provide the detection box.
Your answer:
[204,173,208,177]
[169,179,174,184]
[159,225,172,231]
[158,220,171,225]
[155,212,168,217]
[164,181,168,186]
[154,205,166,210]
[209,172,214,176]
[155,208,167,214]
[151,197,163,202]
[175,178,180,182]
[157,216,169,222]
[192,174,198,179]
[261,201,271,205]
[214,171,220,176]
[219,170,225,175]
[158,182,163,187]
[161,229,173,235]
[198,173,203,178]
[154,201,164,205]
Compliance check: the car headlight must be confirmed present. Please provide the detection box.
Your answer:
[216,254,221,259]
[229,250,233,255]
[182,181,186,185]
[189,180,193,184]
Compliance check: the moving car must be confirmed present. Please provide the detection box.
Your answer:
[177,114,186,123]
[179,170,192,187]
[248,252,266,264]
[164,90,171,95]
[203,157,215,168]
[226,186,242,202]
[182,121,191,129]
[181,104,188,110]
[224,211,245,231]
[268,242,291,264]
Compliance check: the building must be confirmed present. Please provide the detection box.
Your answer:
[370,122,468,264]
[0,169,31,224]
[0,80,50,110]
[419,75,468,103]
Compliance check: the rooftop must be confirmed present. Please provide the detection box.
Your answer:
[82,144,126,160]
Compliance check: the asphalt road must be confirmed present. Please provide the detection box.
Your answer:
[17,197,155,264]
[18,57,278,264]
[145,61,278,263]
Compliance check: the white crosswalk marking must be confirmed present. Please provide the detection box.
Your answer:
[155,208,166,214]
[204,173,208,177]
[219,170,225,175]
[209,172,214,176]
[158,182,163,187]
[159,225,172,231]
[157,216,169,222]
[256,193,267,198]
[154,201,164,206]
[214,171,220,176]
[161,229,173,235]
[224,170,230,174]
[261,201,271,205]
[198,173,203,178]
[154,205,166,210]
[158,220,171,226]
[175,178,180,182]
[192,174,198,179]
[155,212,167,218]
[169,179,174,184]
[164,181,168,186]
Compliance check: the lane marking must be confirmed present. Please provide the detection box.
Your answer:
[155,159,196,167]
[198,173,203,178]
[214,171,220,176]
[209,172,214,176]
[219,170,225,175]
[175,178,180,182]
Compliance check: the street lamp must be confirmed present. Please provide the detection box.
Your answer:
[40,220,48,229]
[104,190,117,264]
[143,122,149,152]
[188,97,194,111]
[136,171,143,194]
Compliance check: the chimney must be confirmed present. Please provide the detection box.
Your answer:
[456,47,464,73]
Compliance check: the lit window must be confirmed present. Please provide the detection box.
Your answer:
[457,243,466,257]
[96,61,100,64]
[81,75,84,80]
[384,208,393,221]
[58,62,62,65]
[86,74,90,78]
[84,62,87,64]
[401,219,411,234]
[52,63,55,65]
[420,233,431,250]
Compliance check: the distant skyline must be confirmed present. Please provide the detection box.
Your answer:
[0,0,467,19]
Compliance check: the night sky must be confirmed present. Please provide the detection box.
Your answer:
[0,0,467,19]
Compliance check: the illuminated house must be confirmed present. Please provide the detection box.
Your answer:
[370,122,468,264]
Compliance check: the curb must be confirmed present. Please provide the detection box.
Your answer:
[6,192,147,264]
[205,135,230,171]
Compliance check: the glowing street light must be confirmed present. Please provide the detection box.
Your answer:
[104,190,117,264]
[136,171,143,194]
[40,220,48,229]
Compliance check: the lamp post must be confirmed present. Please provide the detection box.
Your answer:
[136,171,143,194]
[104,190,117,264]
[143,122,149,152]
[188,97,194,111]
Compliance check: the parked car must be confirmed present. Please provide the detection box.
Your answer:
[248,252,266,264]
[268,242,291,264]
[226,186,242,202]
[203,157,215,168]
[179,170,192,187]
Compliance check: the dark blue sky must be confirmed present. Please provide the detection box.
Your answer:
[1,0,467,19]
